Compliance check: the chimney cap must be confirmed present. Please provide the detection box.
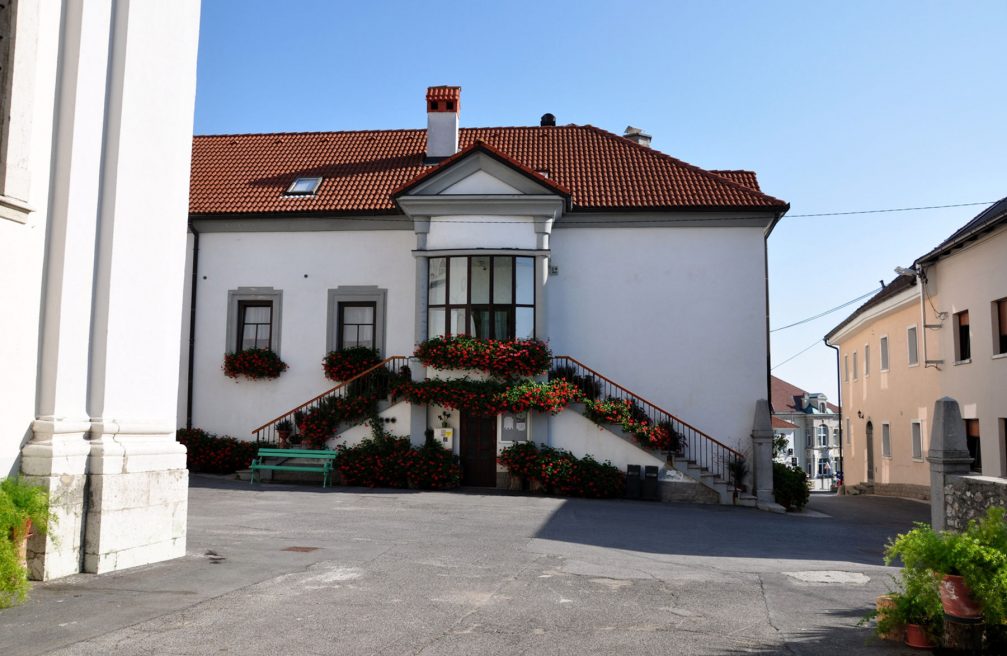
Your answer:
[426,86,461,102]
[623,125,652,147]
[540,113,556,127]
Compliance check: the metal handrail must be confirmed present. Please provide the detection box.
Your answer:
[551,355,742,483]
[251,355,410,444]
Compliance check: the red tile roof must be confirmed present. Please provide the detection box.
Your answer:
[770,375,839,414]
[772,416,799,430]
[709,170,761,192]
[190,125,787,217]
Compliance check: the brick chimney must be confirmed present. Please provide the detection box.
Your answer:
[426,86,461,160]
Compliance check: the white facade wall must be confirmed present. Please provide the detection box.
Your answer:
[188,230,417,437]
[929,225,1007,477]
[548,226,768,450]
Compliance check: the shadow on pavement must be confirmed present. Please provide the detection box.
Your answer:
[719,608,915,655]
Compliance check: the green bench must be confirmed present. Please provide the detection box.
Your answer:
[249,448,338,487]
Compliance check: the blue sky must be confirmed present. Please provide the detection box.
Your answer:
[195,0,1007,401]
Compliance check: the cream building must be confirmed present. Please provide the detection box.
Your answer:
[826,198,1007,498]
[1,0,200,579]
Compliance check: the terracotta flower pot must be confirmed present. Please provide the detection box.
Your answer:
[940,574,983,620]
[875,594,902,641]
[277,429,291,448]
[904,623,936,649]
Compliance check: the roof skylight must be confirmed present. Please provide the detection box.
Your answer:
[286,177,322,195]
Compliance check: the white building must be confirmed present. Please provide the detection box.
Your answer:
[1,0,200,579]
[770,376,841,491]
[182,87,790,503]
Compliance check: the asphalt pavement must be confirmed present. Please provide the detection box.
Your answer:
[0,476,931,655]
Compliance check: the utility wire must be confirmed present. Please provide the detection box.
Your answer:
[785,201,996,218]
[770,286,882,333]
[772,338,824,371]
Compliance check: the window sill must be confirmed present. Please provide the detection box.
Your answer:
[907,362,920,368]
[0,194,34,224]
[912,458,924,463]
[954,358,972,366]
[992,353,1007,360]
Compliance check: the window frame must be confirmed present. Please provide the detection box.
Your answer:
[853,351,858,380]
[844,354,849,382]
[326,286,387,355]
[337,301,378,351]
[285,177,322,196]
[881,422,892,459]
[911,421,923,461]
[864,343,871,377]
[954,310,971,363]
[966,418,982,473]
[907,325,919,367]
[226,287,283,355]
[427,255,536,340]
[817,424,829,447]
[880,335,890,371]
[236,300,273,352]
[992,298,1007,357]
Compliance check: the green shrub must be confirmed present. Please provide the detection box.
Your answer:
[772,462,809,511]
[336,417,461,489]
[0,477,54,608]
[176,428,258,474]
[498,443,624,499]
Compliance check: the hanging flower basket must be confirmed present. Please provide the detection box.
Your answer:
[414,336,551,378]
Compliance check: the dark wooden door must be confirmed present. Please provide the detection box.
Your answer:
[460,413,498,487]
[866,421,875,483]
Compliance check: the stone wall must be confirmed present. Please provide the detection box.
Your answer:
[944,475,1007,532]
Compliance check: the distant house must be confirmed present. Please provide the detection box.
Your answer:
[182,86,790,501]
[770,376,840,490]
[826,198,1007,498]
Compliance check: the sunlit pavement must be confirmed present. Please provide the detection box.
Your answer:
[0,476,929,655]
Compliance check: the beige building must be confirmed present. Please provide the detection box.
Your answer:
[826,198,1007,498]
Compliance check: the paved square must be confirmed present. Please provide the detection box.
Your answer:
[1,478,928,655]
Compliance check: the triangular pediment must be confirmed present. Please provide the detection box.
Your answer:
[394,142,570,199]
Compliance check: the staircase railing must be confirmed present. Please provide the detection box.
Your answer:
[251,356,411,445]
[550,355,742,483]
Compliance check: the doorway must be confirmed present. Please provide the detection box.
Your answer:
[460,413,498,487]
[866,421,875,483]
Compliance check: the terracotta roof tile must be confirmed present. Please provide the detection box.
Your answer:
[709,170,761,192]
[426,86,461,102]
[770,375,839,414]
[772,416,799,430]
[190,126,788,217]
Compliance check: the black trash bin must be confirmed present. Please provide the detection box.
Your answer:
[642,465,659,501]
[625,464,641,499]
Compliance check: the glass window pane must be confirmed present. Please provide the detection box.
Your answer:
[242,325,257,350]
[428,258,447,305]
[357,325,373,348]
[494,309,511,339]
[245,305,271,324]
[515,257,534,305]
[428,308,445,338]
[516,307,534,339]
[344,306,373,324]
[471,257,491,304]
[493,257,512,304]
[449,257,468,304]
[449,308,467,336]
[470,308,491,338]
[341,326,359,349]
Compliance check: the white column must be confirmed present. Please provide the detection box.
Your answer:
[21,0,115,581]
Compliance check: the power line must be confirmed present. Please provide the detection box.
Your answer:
[770,286,882,333]
[772,338,824,371]
[786,201,996,218]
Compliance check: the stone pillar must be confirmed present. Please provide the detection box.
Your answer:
[750,399,778,510]
[926,397,973,531]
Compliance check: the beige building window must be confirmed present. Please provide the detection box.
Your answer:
[882,423,891,458]
[853,351,858,379]
[844,354,849,381]
[907,325,919,366]
[880,336,889,371]
[864,344,871,376]
[911,422,923,460]
[955,310,971,362]
[993,298,1007,356]
[966,419,981,473]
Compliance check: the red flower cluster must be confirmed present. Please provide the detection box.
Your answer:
[583,398,678,451]
[223,348,288,380]
[298,394,378,447]
[336,436,460,490]
[392,378,582,416]
[176,428,258,474]
[498,442,624,498]
[414,336,551,378]
[322,347,380,382]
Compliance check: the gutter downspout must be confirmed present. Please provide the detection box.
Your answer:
[825,339,843,492]
[763,207,788,416]
[185,222,199,430]
[915,267,942,369]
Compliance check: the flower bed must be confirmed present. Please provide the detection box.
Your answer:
[323,347,381,381]
[297,394,380,447]
[223,348,287,380]
[414,336,551,378]
[176,428,259,474]
[499,380,583,414]
[392,378,582,417]
[583,398,677,451]
[336,432,461,490]
[498,442,624,498]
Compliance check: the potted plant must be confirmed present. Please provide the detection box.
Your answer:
[275,419,293,448]
[727,456,749,495]
[863,570,942,649]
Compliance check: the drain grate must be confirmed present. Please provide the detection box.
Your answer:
[282,546,319,553]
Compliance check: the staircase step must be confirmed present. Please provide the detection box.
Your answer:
[735,494,758,508]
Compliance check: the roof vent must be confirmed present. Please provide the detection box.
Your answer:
[623,126,652,148]
[286,177,322,196]
[540,113,556,127]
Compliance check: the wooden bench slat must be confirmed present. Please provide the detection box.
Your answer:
[251,448,337,487]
